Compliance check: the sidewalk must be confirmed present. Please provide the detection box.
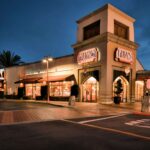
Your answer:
[47,100,150,116]
[1,99,150,115]
[0,99,149,125]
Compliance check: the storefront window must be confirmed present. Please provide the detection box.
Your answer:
[82,77,99,102]
[50,81,73,97]
[26,84,41,98]
[26,84,32,96]
[135,81,144,101]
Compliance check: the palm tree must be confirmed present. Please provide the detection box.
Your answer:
[0,50,24,67]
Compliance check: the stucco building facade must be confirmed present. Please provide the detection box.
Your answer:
[3,4,146,103]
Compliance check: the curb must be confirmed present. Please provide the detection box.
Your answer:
[0,99,65,108]
[133,112,150,116]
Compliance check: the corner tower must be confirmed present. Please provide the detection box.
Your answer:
[72,4,138,103]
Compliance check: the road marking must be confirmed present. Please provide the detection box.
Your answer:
[62,119,150,141]
[125,119,150,129]
[78,113,129,124]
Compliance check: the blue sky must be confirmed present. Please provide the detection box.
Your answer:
[0,0,150,69]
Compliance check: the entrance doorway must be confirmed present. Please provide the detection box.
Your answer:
[113,76,129,102]
[82,77,99,102]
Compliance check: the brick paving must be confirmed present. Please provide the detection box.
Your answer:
[0,100,149,125]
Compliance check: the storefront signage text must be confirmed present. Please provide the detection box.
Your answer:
[77,48,99,65]
[115,48,133,64]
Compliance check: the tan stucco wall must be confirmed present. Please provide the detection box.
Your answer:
[5,55,79,95]
[5,66,25,95]
[107,5,135,42]
[77,9,107,42]
[77,4,135,43]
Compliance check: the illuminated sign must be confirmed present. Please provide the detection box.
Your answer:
[115,48,133,64]
[77,48,100,65]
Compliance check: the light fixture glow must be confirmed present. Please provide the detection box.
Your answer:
[42,59,47,63]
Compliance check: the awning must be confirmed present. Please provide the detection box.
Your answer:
[15,77,42,84]
[136,71,150,80]
[39,74,76,82]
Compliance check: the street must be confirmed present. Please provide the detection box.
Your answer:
[0,101,149,150]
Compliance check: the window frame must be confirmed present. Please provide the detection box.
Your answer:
[114,20,129,40]
[83,20,100,40]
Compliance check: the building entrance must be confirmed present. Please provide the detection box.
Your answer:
[113,76,129,102]
[82,77,99,102]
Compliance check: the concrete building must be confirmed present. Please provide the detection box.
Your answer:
[3,4,147,103]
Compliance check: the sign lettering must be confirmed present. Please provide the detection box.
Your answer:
[77,48,99,65]
[115,48,133,64]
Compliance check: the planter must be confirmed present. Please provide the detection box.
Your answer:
[114,96,121,104]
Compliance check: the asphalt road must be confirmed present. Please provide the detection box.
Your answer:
[70,113,150,138]
[0,114,149,150]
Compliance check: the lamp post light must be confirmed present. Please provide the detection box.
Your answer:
[42,56,53,102]
[124,66,130,76]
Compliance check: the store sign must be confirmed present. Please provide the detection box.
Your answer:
[77,48,99,65]
[115,48,133,64]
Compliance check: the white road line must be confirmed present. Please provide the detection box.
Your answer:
[62,119,150,141]
[78,113,129,124]
[125,119,150,128]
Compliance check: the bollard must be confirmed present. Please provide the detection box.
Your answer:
[68,96,75,106]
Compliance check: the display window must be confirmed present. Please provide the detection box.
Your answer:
[82,77,99,102]
[50,81,73,97]
[135,81,144,101]
[25,84,41,97]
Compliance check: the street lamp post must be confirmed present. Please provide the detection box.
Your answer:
[42,56,53,102]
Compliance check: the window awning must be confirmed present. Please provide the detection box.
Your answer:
[136,71,150,80]
[15,77,42,84]
[39,74,75,82]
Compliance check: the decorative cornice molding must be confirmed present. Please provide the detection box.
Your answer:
[107,32,138,50]
[77,4,135,24]
[72,32,138,50]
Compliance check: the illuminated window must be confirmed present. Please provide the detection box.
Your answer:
[26,84,41,97]
[50,81,73,97]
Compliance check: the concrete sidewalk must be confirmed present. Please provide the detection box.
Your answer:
[44,100,150,115]
[0,99,149,125]
[1,99,149,115]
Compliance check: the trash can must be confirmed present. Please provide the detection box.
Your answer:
[68,96,75,106]
[141,96,150,112]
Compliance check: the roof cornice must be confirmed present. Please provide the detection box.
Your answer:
[72,32,138,50]
[77,3,135,24]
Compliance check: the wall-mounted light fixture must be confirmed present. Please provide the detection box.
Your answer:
[124,66,130,76]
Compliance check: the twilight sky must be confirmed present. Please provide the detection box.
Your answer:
[0,0,150,69]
